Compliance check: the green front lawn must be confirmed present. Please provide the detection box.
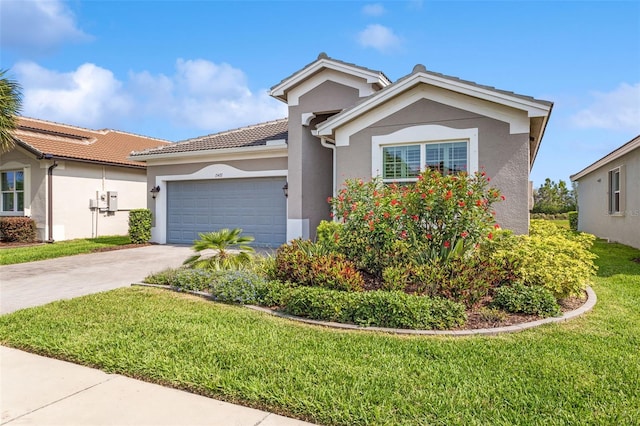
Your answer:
[0,239,638,425]
[0,235,132,265]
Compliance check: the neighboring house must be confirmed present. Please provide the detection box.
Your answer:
[131,53,553,247]
[571,135,640,249]
[0,117,170,241]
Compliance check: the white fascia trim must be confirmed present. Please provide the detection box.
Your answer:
[571,136,640,181]
[317,73,548,138]
[286,69,377,106]
[372,125,479,177]
[270,58,390,100]
[152,164,288,244]
[333,85,529,147]
[131,145,287,166]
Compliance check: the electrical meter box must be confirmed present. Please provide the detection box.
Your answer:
[107,191,118,211]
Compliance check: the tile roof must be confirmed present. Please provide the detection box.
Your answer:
[131,118,288,157]
[270,52,391,92]
[13,117,170,168]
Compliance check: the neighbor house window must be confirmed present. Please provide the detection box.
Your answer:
[1,170,24,213]
[609,168,622,214]
[382,141,468,182]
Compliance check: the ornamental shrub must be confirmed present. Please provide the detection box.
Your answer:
[568,211,578,231]
[490,220,597,298]
[280,286,466,330]
[0,217,37,242]
[128,209,152,244]
[330,169,503,275]
[316,220,342,252]
[492,282,561,317]
[274,239,364,291]
[210,270,266,304]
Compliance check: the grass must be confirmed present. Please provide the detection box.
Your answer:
[1,240,639,425]
[548,219,570,229]
[0,235,132,265]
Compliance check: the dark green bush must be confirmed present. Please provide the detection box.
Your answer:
[492,283,561,317]
[128,209,152,244]
[0,217,37,242]
[255,280,293,307]
[280,286,466,330]
[174,268,218,291]
[143,268,181,286]
[568,211,578,231]
[275,239,364,291]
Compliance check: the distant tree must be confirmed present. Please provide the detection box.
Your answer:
[0,69,23,153]
[532,178,576,214]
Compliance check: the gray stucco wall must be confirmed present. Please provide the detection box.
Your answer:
[145,157,288,228]
[288,80,363,239]
[337,98,531,234]
[576,147,640,249]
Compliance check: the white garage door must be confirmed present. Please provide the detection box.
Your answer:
[166,177,287,247]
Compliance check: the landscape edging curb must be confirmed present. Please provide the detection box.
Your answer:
[132,283,596,336]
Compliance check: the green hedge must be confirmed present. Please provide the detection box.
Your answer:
[0,217,37,242]
[568,211,578,231]
[279,286,466,330]
[492,283,561,317]
[129,209,152,244]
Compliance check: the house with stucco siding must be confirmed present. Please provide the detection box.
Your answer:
[571,135,640,249]
[131,54,553,247]
[0,117,170,241]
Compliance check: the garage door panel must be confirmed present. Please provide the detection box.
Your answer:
[167,177,286,247]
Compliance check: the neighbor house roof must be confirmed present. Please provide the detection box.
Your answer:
[571,134,640,181]
[13,117,170,168]
[130,118,288,159]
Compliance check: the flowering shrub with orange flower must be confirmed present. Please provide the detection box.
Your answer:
[329,169,503,275]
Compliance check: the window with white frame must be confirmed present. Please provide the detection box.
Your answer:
[1,170,24,213]
[609,167,622,214]
[382,141,468,182]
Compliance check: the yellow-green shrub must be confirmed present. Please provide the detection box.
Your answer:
[491,220,597,298]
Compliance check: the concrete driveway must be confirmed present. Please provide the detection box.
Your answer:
[0,244,193,314]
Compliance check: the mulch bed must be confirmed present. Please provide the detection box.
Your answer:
[360,270,587,329]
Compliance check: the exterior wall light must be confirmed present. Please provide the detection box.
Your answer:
[150,185,160,199]
[282,182,288,198]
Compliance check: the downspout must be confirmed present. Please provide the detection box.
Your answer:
[319,136,337,198]
[45,155,58,243]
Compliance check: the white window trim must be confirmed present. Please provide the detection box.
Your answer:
[608,165,625,216]
[0,163,31,217]
[372,125,479,179]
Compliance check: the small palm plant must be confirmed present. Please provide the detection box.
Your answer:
[183,228,255,270]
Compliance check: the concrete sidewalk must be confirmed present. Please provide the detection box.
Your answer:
[1,346,314,425]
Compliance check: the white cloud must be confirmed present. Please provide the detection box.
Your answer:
[362,3,386,16]
[357,24,402,53]
[14,59,287,136]
[570,83,640,132]
[14,61,133,127]
[129,59,287,132]
[0,0,91,53]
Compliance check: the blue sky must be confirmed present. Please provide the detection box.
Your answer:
[1,0,638,187]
